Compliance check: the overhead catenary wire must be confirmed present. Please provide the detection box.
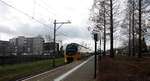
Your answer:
[0,0,51,28]
[32,0,36,18]
[0,0,71,40]
[35,1,57,17]
[38,0,70,20]
[38,0,68,19]
[38,0,57,14]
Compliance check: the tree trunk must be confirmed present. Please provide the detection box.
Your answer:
[132,0,135,56]
[138,0,142,58]
[110,0,114,57]
[128,9,131,56]
[103,1,106,56]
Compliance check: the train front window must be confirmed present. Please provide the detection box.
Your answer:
[66,44,78,55]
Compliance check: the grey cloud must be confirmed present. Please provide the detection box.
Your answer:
[0,22,92,41]
[0,0,92,42]
[0,3,10,15]
[57,25,91,40]
[15,24,50,37]
[0,25,14,34]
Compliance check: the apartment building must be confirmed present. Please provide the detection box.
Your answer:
[9,36,44,55]
[0,41,13,56]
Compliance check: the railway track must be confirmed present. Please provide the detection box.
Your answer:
[21,56,95,81]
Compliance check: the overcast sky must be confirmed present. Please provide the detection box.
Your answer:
[1,0,147,50]
[0,0,95,49]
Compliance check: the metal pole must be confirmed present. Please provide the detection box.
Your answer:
[94,37,97,79]
[100,33,101,60]
[53,19,56,67]
[52,20,71,67]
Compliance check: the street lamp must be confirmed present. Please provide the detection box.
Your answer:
[53,19,71,67]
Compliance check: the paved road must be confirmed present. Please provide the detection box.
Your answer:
[22,56,95,81]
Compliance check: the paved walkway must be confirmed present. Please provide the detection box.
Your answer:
[22,56,95,81]
[61,56,95,81]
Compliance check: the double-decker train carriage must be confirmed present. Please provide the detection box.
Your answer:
[64,43,91,63]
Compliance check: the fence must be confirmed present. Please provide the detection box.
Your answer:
[0,54,63,65]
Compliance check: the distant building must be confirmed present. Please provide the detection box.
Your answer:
[10,36,26,55]
[25,38,33,55]
[43,42,59,54]
[9,36,44,55]
[0,40,13,56]
[33,37,44,55]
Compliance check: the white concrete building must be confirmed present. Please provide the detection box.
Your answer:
[33,37,44,55]
[9,36,44,55]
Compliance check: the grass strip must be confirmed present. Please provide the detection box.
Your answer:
[0,58,64,81]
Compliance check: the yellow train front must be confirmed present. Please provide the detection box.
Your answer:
[64,43,90,63]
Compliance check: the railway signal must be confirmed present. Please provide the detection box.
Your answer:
[94,33,98,79]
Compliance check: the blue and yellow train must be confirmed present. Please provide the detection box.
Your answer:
[64,43,91,63]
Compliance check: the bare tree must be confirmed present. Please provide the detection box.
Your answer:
[132,0,136,56]
[127,0,132,56]
[110,0,114,57]
[90,0,121,58]
[89,0,110,56]
[45,34,52,42]
[103,1,106,56]
[121,0,150,57]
